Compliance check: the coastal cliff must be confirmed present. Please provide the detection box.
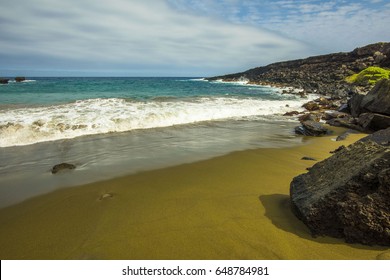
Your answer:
[207,42,390,98]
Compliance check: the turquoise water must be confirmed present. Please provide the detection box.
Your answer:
[0,77,308,207]
[0,77,305,147]
[0,77,285,105]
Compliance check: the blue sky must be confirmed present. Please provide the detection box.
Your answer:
[0,0,389,77]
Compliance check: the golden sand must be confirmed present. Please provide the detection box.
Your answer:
[0,129,388,259]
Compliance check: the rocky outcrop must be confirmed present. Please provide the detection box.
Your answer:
[350,79,390,116]
[290,129,390,246]
[347,79,390,132]
[15,77,26,82]
[0,78,9,84]
[51,163,76,174]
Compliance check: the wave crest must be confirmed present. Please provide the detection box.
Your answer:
[0,96,304,147]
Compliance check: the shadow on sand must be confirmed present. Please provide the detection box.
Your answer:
[259,194,388,254]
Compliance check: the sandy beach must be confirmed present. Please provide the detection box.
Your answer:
[0,128,388,260]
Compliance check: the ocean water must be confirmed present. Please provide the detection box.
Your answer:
[0,77,309,207]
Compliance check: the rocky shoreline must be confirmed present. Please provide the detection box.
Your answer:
[209,42,390,246]
[207,42,390,96]
[208,42,390,134]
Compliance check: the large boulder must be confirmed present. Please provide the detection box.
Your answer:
[290,132,390,246]
[348,93,365,117]
[349,79,390,117]
[359,79,390,115]
[357,113,390,132]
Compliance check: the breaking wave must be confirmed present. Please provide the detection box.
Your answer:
[0,96,305,147]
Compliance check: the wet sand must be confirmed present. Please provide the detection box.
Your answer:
[0,129,388,259]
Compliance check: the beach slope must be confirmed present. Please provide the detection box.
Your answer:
[0,130,388,259]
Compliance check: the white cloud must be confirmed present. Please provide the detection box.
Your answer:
[261,1,390,53]
[0,0,308,76]
[168,0,390,55]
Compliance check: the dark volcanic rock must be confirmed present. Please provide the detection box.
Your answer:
[326,117,361,131]
[360,79,390,115]
[346,79,390,132]
[323,110,349,121]
[290,139,390,246]
[15,76,26,82]
[359,127,390,146]
[295,121,329,136]
[283,110,300,116]
[348,93,365,117]
[0,78,9,84]
[336,131,350,141]
[51,163,76,174]
[330,145,346,154]
[350,79,390,117]
[302,101,320,111]
[298,113,321,122]
[350,79,390,116]
[358,113,390,132]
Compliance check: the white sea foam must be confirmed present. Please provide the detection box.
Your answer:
[187,78,207,82]
[211,78,250,86]
[0,96,307,147]
[7,79,36,83]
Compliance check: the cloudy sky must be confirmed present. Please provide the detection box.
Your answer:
[0,0,389,76]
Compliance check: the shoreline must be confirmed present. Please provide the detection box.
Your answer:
[0,127,388,259]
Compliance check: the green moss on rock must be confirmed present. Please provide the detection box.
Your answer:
[346,66,390,85]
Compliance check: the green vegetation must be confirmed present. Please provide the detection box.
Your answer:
[346,66,390,85]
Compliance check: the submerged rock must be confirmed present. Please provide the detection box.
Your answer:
[51,163,76,174]
[290,137,390,246]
